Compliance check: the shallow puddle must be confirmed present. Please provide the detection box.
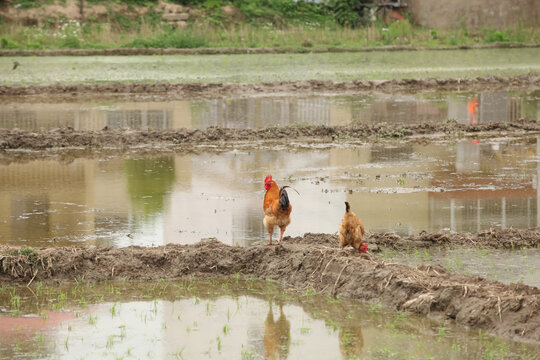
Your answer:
[0,280,538,359]
[0,89,538,131]
[1,136,539,249]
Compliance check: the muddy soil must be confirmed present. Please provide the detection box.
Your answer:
[0,117,538,151]
[369,228,540,250]
[0,74,539,99]
[0,43,537,58]
[1,230,539,343]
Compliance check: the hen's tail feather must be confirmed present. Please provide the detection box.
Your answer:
[345,201,350,212]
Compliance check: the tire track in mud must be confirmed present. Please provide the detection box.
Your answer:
[1,232,539,343]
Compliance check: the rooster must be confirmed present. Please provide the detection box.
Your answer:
[338,201,367,253]
[263,175,295,245]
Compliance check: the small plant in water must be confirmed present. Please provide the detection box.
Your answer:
[241,348,254,360]
[341,331,355,346]
[110,302,119,317]
[170,347,185,360]
[10,290,21,315]
[216,336,222,352]
[438,326,446,338]
[326,319,339,332]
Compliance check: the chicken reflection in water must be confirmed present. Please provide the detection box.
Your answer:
[264,301,291,359]
[339,324,364,359]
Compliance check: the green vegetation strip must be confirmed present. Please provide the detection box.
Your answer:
[0,48,539,85]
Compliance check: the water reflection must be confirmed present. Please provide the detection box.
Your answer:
[0,90,538,131]
[339,324,364,359]
[264,301,290,360]
[0,137,539,247]
[1,281,538,360]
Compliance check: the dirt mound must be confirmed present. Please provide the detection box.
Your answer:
[0,118,538,151]
[0,74,539,99]
[1,233,539,343]
[369,228,540,249]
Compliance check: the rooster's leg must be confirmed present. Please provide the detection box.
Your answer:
[277,227,286,245]
[267,231,274,245]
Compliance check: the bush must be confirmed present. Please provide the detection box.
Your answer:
[60,35,81,48]
[484,29,510,43]
[329,0,373,28]
[11,0,42,9]
[1,37,20,49]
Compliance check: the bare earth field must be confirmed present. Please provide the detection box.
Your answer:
[1,229,540,343]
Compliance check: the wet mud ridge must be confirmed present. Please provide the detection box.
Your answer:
[1,231,539,343]
[0,42,537,57]
[1,118,540,152]
[370,228,540,250]
[0,74,539,99]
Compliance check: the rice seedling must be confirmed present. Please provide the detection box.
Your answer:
[326,319,338,332]
[223,324,230,335]
[216,336,222,352]
[241,348,254,360]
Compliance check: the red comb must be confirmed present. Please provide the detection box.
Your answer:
[264,175,272,183]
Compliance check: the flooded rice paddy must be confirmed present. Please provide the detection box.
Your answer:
[1,279,539,360]
[1,48,539,86]
[2,137,540,248]
[0,89,538,131]
[2,56,540,352]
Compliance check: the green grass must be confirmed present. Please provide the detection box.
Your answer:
[1,48,538,86]
[125,31,208,48]
[0,18,538,51]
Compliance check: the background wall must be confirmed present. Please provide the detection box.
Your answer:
[407,0,540,30]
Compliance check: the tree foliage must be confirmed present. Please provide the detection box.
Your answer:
[329,0,374,28]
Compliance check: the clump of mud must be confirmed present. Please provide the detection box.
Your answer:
[1,231,539,343]
[1,118,539,151]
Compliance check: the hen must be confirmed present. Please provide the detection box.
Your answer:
[338,201,367,253]
[263,175,292,245]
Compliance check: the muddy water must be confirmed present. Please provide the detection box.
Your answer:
[1,280,538,359]
[1,136,539,248]
[0,90,538,131]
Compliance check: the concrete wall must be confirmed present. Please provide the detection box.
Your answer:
[407,0,540,30]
